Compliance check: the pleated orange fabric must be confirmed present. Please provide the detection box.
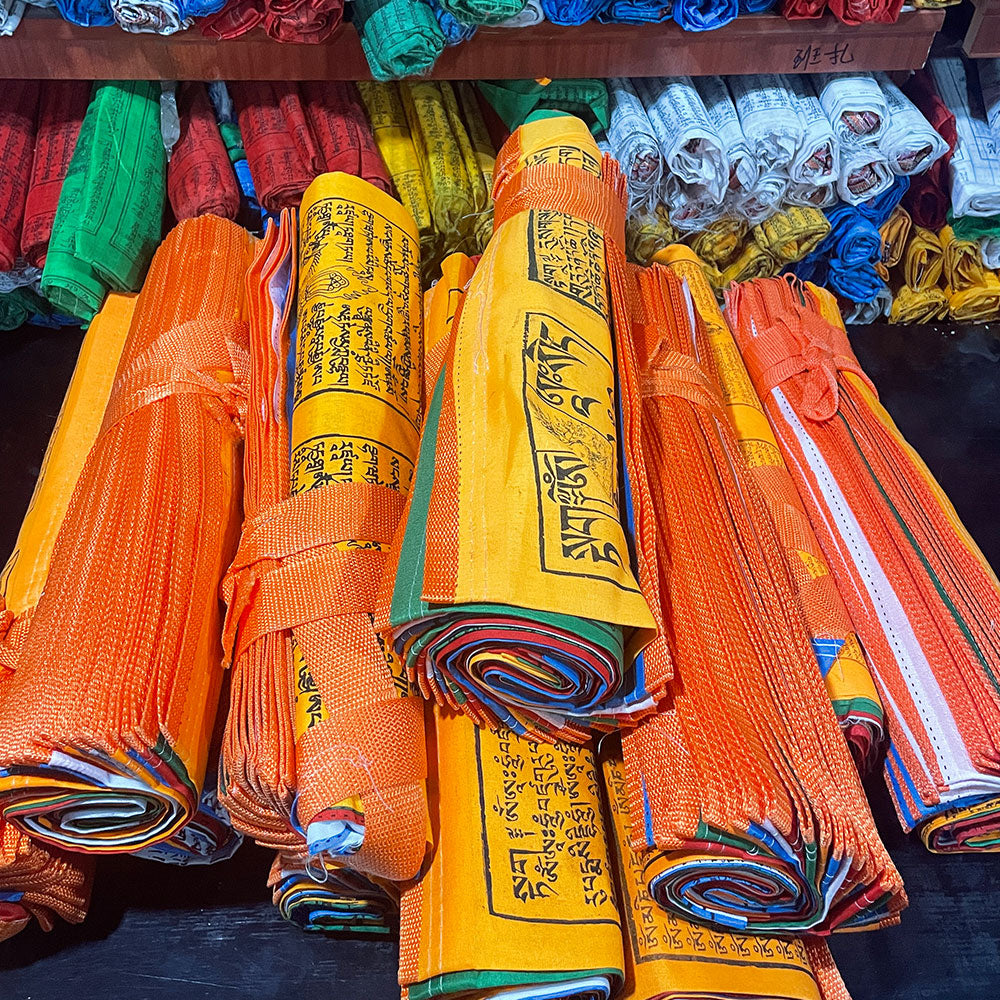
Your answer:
[0,215,254,856]
[726,276,1000,852]
[620,263,904,934]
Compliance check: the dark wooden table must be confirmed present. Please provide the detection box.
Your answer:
[0,322,997,1000]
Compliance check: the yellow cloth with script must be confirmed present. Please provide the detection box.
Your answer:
[454,81,495,252]
[357,82,437,259]
[880,206,911,269]
[603,753,841,1000]
[720,239,778,286]
[398,706,625,1000]
[626,204,680,265]
[752,206,831,264]
[656,244,884,770]
[422,251,475,393]
[903,226,945,291]
[940,224,1000,323]
[1,293,135,615]
[689,216,747,268]
[889,283,949,324]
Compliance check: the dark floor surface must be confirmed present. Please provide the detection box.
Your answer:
[0,322,997,1000]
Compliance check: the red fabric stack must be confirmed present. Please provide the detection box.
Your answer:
[168,82,241,222]
[201,0,343,42]
[902,69,958,231]
[0,81,41,271]
[783,0,902,21]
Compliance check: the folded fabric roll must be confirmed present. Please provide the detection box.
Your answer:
[856,173,910,228]
[728,277,1000,850]
[455,81,497,251]
[206,81,264,233]
[900,69,956,231]
[429,0,477,40]
[981,58,1000,137]
[663,177,726,232]
[380,115,665,742]
[786,181,837,209]
[402,81,488,254]
[788,75,839,187]
[499,0,543,20]
[738,0,776,8]
[624,266,904,934]
[980,237,1000,270]
[625,203,678,263]
[168,82,240,222]
[693,75,759,203]
[234,173,429,880]
[815,73,889,145]
[53,0,114,24]
[40,81,165,324]
[399,707,625,1000]
[0,0,25,34]
[635,77,727,201]
[753,206,830,264]
[198,0,265,39]
[879,205,911,268]
[952,212,1000,244]
[781,0,825,17]
[672,0,736,29]
[540,0,604,22]
[0,287,48,330]
[726,74,803,172]
[229,82,313,213]
[261,0,345,43]
[827,0,901,25]
[887,282,948,323]
[940,223,1000,322]
[438,0,523,22]
[602,753,854,1000]
[20,82,91,270]
[661,245,885,768]
[477,79,610,135]
[301,81,392,194]
[902,225,944,290]
[110,0,192,34]
[0,217,253,855]
[0,81,39,272]
[844,285,892,324]
[874,73,948,177]
[269,853,397,933]
[352,0,446,81]
[719,238,778,285]
[930,58,1000,217]
[688,214,746,267]
[837,144,894,206]
[607,78,664,212]
[597,0,671,20]
[740,169,790,224]
[357,82,437,257]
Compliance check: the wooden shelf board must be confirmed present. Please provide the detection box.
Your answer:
[0,11,944,80]
[964,0,1000,58]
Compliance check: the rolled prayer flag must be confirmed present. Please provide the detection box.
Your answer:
[53,0,115,24]
[20,81,92,270]
[0,80,39,272]
[602,753,854,1000]
[622,265,904,935]
[752,205,830,264]
[625,203,678,264]
[672,0,736,29]
[875,73,949,177]
[607,78,664,213]
[687,214,746,268]
[719,239,778,284]
[198,0,265,38]
[837,144,894,206]
[352,0,446,82]
[901,69,956,231]
[499,0,543,20]
[0,216,253,855]
[0,287,48,331]
[902,225,944,290]
[692,75,760,205]
[815,73,889,145]
[597,0,671,21]
[438,0,523,23]
[398,706,625,1000]
[40,80,166,323]
[726,74,803,172]
[844,286,892,324]
[634,76,727,202]
[827,0,902,25]
[781,0,826,17]
[540,0,604,22]
[727,277,1000,851]
[454,81,497,251]
[429,0,477,41]
[940,224,1000,322]
[379,115,666,742]
[887,282,948,323]
[788,75,840,187]
[477,79,610,136]
[856,173,909,228]
[738,169,790,224]
[660,245,885,768]
[879,205,911,269]
[786,181,838,210]
[167,82,241,222]
[261,0,345,43]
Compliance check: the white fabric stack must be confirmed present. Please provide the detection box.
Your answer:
[875,73,949,177]
[607,78,664,212]
[727,74,803,172]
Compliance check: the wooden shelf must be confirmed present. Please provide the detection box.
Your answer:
[964,0,1000,57]
[0,10,944,80]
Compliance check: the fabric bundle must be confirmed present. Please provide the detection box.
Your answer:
[672,0,736,29]
[0,81,40,272]
[795,204,884,303]
[0,0,25,35]
[477,79,610,137]
[598,0,672,22]
[661,246,884,768]
[625,203,678,264]
[727,74,802,173]
[879,204,911,269]
[201,0,344,42]
[0,216,253,856]
[20,82,91,270]
[540,0,604,23]
[788,75,839,189]
[429,0,477,41]
[225,173,429,881]
[602,754,852,1000]
[206,82,264,234]
[901,69,957,232]
[930,58,1000,218]
[693,75,760,212]
[352,0,445,82]
[167,82,241,222]
[498,0,543,22]
[815,74,889,145]
[727,277,1000,853]
[40,81,166,324]
[940,224,1000,322]
[621,264,904,934]
[753,204,830,263]
[826,0,902,25]
[399,706,625,1000]
[875,73,949,178]
[438,0,523,22]
[380,115,667,743]
[607,78,663,212]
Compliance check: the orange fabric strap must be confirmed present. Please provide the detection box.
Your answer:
[0,600,33,674]
[641,350,727,422]
[737,300,877,423]
[492,158,627,249]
